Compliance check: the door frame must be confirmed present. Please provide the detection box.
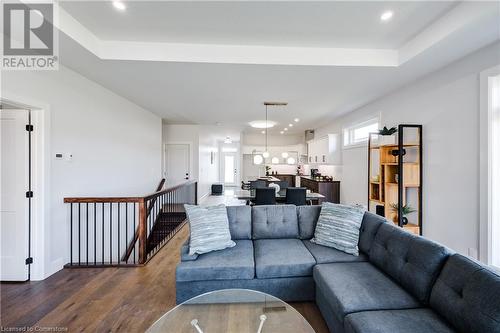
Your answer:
[479,65,500,265]
[221,151,239,187]
[163,142,193,183]
[1,95,49,281]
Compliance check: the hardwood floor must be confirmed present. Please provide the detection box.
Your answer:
[1,224,329,332]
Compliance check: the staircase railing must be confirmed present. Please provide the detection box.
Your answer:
[63,180,197,267]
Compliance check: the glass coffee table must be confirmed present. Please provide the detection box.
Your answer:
[147,289,315,333]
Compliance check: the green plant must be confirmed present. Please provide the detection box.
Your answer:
[265,165,271,172]
[379,126,397,136]
[390,203,416,216]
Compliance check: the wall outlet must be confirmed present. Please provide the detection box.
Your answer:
[468,247,478,260]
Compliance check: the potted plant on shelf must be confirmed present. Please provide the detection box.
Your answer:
[377,126,397,145]
[390,203,416,225]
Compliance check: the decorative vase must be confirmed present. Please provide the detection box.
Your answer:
[402,216,409,225]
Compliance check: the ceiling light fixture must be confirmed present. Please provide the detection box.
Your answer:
[249,120,276,129]
[112,1,126,11]
[380,11,393,22]
[224,136,232,144]
[289,124,293,127]
[281,152,289,158]
[284,128,288,131]
[280,131,284,134]
[294,118,300,122]
[271,157,279,164]
[253,154,264,165]
[261,130,265,134]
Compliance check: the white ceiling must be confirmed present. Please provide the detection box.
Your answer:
[60,1,455,49]
[53,1,500,135]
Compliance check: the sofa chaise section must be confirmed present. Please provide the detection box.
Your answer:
[315,222,451,333]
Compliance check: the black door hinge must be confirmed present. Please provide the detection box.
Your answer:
[25,257,33,265]
[26,124,33,132]
[26,191,33,198]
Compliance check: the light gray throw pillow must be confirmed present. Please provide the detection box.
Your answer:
[311,202,365,256]
[185,204,235,256]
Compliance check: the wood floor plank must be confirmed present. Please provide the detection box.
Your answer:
[1,225,328,332]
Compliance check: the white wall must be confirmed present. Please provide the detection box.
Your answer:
[314,41,500,257]
[2,65,162,279]
[162,124,230,200]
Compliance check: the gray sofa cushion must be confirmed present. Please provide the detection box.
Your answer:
[344,308,455,333]
[313,262,421,321]
[176,240,254,282]
[254,239,316,278]
[370,223,450,304]
[252,205,299,239]
[297,205,321,239]
[430,254,500,333]
[358,211,386,254]
[303,240,368,264]
[227,205,252,240]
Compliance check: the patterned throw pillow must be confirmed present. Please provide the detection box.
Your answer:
[311,202,365,256]
[185,204,236,256]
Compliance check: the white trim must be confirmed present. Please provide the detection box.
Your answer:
[479,65,500,265]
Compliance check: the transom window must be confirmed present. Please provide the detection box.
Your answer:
[343,118,379,147]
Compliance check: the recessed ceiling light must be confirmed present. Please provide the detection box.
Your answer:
[380,11,393,22]
[113,1,126,11]
[249,120,276,129]
[280,131,284,134]
[284,128,288,131]
[294,118,300,122]
[289,124,293,127]
[261,130,265,134]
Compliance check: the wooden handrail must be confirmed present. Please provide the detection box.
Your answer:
[63,179,195,203]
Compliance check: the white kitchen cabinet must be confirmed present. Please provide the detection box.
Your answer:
[307,134,341,165]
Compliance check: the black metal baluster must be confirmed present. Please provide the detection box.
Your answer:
[94,203,96,266]
[110,202,112,264]
[117,202,120,265]
[86,203,89,265]
[125,203,128,264]
[78,203,81,265]
[70,203,73,266]
[133,203,136,264]
[102,203,104,265]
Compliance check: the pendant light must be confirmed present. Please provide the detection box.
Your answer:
[262,103,270,158]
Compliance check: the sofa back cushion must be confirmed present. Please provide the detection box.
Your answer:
[297,205,321,239]
[226,206,252,240]
[358,211,386,254]
[430,254,500,333]
[370,223,450,304]
[252,205,299,239]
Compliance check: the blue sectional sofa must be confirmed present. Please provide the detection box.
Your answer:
[175,205,500,333]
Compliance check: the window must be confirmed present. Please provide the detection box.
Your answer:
[343,118,379,147]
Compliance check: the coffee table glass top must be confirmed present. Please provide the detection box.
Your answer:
[147,289,315,333]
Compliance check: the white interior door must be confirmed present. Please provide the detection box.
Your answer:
[165,144,190,184]
[222,152,238,186]
[1,109,30,281]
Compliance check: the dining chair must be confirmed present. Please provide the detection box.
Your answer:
[254,188,276,205]
[285,187,307,206]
